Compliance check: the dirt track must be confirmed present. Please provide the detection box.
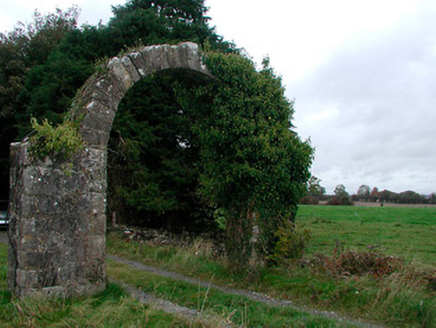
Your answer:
[109,255,385,328]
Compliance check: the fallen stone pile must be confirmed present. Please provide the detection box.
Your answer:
[109,226,226,257]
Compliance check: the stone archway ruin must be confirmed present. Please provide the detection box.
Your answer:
[8,42,212,297]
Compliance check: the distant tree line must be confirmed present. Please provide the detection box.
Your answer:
[301,178,436,205]
[301,177,353,205]
[352,186,436,205]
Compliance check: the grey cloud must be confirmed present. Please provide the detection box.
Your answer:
[291,6,436,194]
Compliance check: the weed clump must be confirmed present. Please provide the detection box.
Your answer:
[426,272,436,291]
[29,117,83,160]
[305,249,404,279]
[300,238,404,279]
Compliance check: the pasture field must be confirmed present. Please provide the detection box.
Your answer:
[296,205,436,268]
[106,205,436,327]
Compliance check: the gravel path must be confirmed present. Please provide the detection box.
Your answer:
[112,279,234,327]
[108,255,385,328]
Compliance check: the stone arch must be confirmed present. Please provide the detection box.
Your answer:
[8,42,212,297]
[77,42,212,147]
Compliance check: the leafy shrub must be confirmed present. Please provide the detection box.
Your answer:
[269,220,311,264]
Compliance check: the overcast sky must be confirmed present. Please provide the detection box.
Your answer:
[1,0,435,195]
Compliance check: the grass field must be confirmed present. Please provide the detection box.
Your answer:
[107,205,436,327]
[296,205,436,268]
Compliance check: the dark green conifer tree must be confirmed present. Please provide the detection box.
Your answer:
[0,7,79,199]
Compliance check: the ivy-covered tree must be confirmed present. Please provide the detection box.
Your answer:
[178,53,313,269]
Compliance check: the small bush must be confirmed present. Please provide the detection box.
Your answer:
[269,220,312,264]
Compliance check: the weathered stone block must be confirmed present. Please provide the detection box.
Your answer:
[128,50,150,77]
[121,56,141,83]
[107,57,136,90]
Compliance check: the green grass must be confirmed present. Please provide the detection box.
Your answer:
[297,205,436,268]
[107,205,436,327]
[0,243,207,327]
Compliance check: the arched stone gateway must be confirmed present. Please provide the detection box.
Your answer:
[8,42,212,297]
